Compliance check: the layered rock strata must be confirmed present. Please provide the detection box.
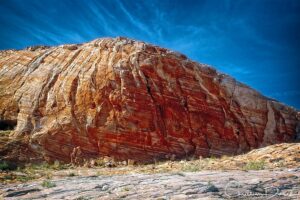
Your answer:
[0,37,299,162]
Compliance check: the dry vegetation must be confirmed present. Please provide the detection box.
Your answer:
[0,130,299,185]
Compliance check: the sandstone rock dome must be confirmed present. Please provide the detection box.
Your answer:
[0,37,299,163]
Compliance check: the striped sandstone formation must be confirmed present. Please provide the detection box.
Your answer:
[0,37,299,163]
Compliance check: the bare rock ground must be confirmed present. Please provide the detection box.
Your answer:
[1,169,300,200]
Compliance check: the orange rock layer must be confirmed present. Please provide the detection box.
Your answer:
[0,37,299,162]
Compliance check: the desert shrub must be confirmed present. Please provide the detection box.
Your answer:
[94,158,105,167]
[243,160,265,170]
[41,180,56,188]
[68,172,77,177]
[16,174,35,182]
[182,164,200,172]
[3,174,14,180]
[0,161,17,171]
[51,160,62,170]
[0,161,9,170]
[24,161,70,171]
[0,130,11,136]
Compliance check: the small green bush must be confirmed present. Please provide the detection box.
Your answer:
[0,161,17,171]
[41,180,56,188]
[3,174,14,180]
[182,164,200,172]
[243,160,265,170]
[0,161,9,170]
[16,175,35,182]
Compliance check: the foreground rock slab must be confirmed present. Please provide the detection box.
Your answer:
[1,169,299,199]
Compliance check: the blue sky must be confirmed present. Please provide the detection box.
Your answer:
[0,0,299,109]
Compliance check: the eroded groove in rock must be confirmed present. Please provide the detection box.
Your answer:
[0,37,299,163]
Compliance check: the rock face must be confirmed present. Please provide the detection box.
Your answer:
[0,37,299,163]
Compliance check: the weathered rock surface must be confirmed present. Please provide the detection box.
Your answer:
[1,169,300,199]
[0,37,299,163]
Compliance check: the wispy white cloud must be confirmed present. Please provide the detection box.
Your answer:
[117,0,153,38]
